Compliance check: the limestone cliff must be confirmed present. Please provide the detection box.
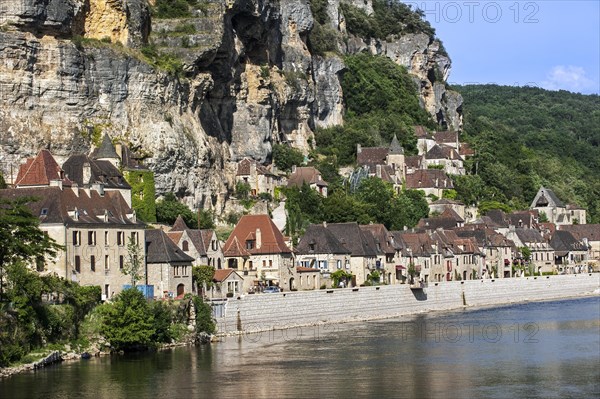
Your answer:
[0,0,461,214]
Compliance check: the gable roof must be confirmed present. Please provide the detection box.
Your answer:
[531,187,565,208]
[405,155,423,169]
[324,222,377,257]
[213,269,242,282]
[550,230,588,255]
[15,150,67,187]
[223,214,291,256]
[414,126,433,139]
[236,158,274,176]
[62,154,130,190]
[287,167,328,188]
[515,228,545,244]
[170,215,189,231]
[559,224,600,242]
[405,169,454,189]
[425,144,461,160]
[296,224,351,255]
[0,186,140,227]
[92,134,120,160]
[146,229,194,264]
[359,224,395,255]
[434,131,458,144]
[357,147,388,167]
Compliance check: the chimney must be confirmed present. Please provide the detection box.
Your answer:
[323,221,327,228]
[83,162,91,185]
[357,144,362,154]
[256,228,262,249]
[115,143,123,161]
[92,182,105,196]
[376,164,382,178]
[292,165,297,174]
[49,179,63,190]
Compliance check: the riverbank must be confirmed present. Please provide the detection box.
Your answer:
[215,274,600,336]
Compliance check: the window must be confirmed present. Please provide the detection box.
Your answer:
[309,243,315,252]
[269,260,272,267]
[105,255,110,271]
[131,232,138,245]
[246,240,254,250]
[75,256,81,273]
[88,231,96,245]
[117,231,124,246]
[73,230,81,246]
[337,260,342,269]
[119,255,124,270]
[262,260,266,267]
[212,240,217,251]
[91,255,96,272]
[104,231,109,246]
[248,261,253,270]
[182,240,189,251]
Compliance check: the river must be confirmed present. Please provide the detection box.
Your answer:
[1,297,598,398]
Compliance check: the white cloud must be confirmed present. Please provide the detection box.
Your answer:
[542,65,599,94]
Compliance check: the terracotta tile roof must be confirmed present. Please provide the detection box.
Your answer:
[146,229,194,264]
[434,131,458,144]
[62,154,130,190]
[296,224,351,255]
[456,227,514,248]
[213,269,238,282]
[459,142,475,157]
[357,147,388,167]
[0,186,141,227]
[559,224,600,242]
[405,155,423,169]
[166,231,184,245]
[287,167,328,188]
[223,214,291,257]
[236,158,273,176]
[15,150,66,186]
[417,216,460,231]
[405,169,454,189]
[515,228,545,244]
[431,199,464,206]
[414,125,433,139]
[170,215,189,232]
[396,232,436,256]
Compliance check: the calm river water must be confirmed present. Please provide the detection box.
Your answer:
[1,297,599,399]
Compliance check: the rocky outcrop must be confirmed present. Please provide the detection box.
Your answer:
[0,0,461,213]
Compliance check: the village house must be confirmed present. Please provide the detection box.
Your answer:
[0,185,145,300]
[429,199,466,220]
[456,227,516,278]
[167,215,224,269]
[505,227,555,274]
[209,269,244,299]
[145,229,194,299]
[405,169,454,200]
[356,135,406,191]
[558,224,600,268]
[235,158,282,197]
[360,224,397,285]
[531,186,584,225]
[415,125,437,155]
[295,267,323,290]
[323,222,378,286]
[295,223,352,287]
[287,166,329,197]
[434,131,460,149]
[416,207,465,231]
[222,214,294,293]
[423,144,465,175]
[549,230,589,273]
[392,231,439,283]
[430,229,484,281]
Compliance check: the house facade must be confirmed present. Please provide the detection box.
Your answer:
[167,215,224,269]
[287,166,329,197]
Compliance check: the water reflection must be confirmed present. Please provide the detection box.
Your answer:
[2,297,599,399]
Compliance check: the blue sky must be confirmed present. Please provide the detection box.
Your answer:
[401,1,600,94]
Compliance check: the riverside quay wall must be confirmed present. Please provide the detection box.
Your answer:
[214,274,600,335]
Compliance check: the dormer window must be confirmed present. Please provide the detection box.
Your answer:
[246,240,255,250]
[40,208,48,216]
[309,243,315,252]
[182,240,189,251]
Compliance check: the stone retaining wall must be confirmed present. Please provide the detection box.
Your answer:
[215,274,600,335]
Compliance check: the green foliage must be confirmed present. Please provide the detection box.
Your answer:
[99,288,155,351]
[457,84,600,223]
[172,23,197,35]
[197,209,215,229]
[273,143,305,172]
[122,237,144,287]
[152,0,197,19]
[235,181,251,199]
[150,300,177,344]
[0,172,6,189]
[192,296,216,335]
[340,0,435,40]
[309,22,340,55]
[192,265,215,295]
[140,44,184,77]
[0,197,63,299]
[478,201,512,215]
[331,270,353,288]
[315,54,433,165]
[125,170,157,223]
[156,192,196,227]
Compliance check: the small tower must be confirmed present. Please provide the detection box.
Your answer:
[93,134,120,168]
[387,135,405,180]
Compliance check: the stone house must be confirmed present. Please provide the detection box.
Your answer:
[287,166,329,197]
[417,208,465,231]
[530,186,582,225]
[236,158,282,197]
[167,215,224,269]
[423,144,465,175]
[209,269,244,299]
[456,227,516,278]
[505,227,555,274]
[0,185,145,300]
[14,149,71,189]
[550,230,589,273]
[430,230,484,281]
[323,222,378,286]
[415,125,436,155]
[356,135,406,190]
[434,131,459,149]
[392,232,439,284]
[295,223,352,285]
[145,229,194,299]
[222,214,294,293]
[405,169,454,200]
[558,224,600,268]
[295,266,323,290]
[360,224,397,285]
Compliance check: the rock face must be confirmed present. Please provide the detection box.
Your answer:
[0,0,461,213]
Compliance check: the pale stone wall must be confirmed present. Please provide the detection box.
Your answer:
[147,262,193,298]
[216,274,600,335]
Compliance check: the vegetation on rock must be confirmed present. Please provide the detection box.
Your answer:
[156,193,214,229]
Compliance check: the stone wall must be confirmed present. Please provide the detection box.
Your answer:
[215,274,600,335]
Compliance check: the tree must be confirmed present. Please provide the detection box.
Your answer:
[192,295,216,335]
[197,209,215,229]
[192,265,214,297]
[156,192,196,226]
[99,288,155,351]
[331,270,353,288]
[273,143,304,172]
[0,197,63,300]
[235,181,251,199]
[122,236,144,287]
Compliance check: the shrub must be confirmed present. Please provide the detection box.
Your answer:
[192,296,216,335]
[273,143,304,172]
